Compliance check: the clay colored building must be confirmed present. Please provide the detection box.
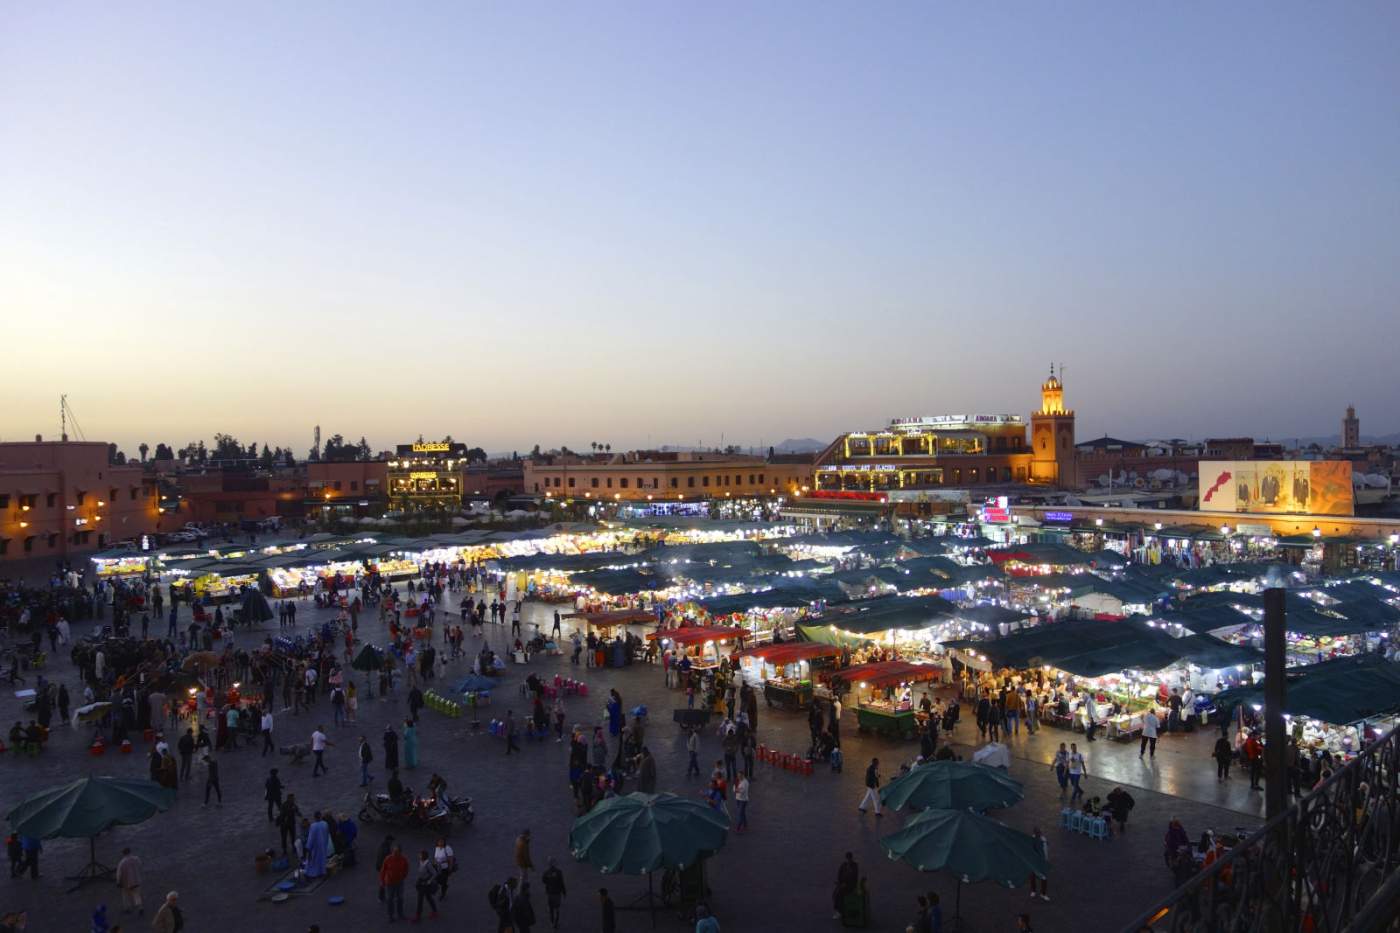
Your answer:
[180,469,306,524]
[0,441,158,563]
[524,451,810,502]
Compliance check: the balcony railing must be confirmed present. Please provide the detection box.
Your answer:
[1123,725,1400,933]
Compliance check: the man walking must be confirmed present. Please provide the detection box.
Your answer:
[551,609,562,640]
[358,735,375,786]
[116,848,143,917]
[264,768,283,822]
[735,773,750,832]
[202,754,222,806]
[858,757,882,816]
[1140,709,1159,759]
[261,708,275,756]
[1068,743,1087,801]
[542,858,567,930]
[379,843,409,923]
[176,728,195,781]
[686,729,701,777]
[311,725,329,777]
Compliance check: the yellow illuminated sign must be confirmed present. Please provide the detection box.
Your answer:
[412,442,451,452]
[409,472,438,480]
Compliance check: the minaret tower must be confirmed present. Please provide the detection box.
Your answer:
[1030,364,1076,485]
[1342,405,1359,448]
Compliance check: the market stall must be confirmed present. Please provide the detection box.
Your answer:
[828,660,941,740]
[90,551,152,579]
[647,625,750,673]
[731,642,842,710]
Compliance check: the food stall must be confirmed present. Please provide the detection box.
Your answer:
[829,660,941,740]
[731,642,842,710]
[90,550,152,578]
[171,561,263,601]
[647,625,750,674]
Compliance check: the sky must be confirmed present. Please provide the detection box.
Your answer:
[3,3,1399,458]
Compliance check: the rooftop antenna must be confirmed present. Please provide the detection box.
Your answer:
[60,395,87,442]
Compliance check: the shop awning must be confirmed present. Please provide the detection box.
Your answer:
[831,660,941,690]
[731,642,841,667]
[647,625,749,645]
[1152,605,1254,635]
[986,543,1094,567]
[501,552,626,573]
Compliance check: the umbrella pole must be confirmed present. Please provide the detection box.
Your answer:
[64,835,115,893]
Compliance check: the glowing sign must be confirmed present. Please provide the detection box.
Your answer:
[411,442,451,453]
[409,472,438,480]
[1043,511,1073,523]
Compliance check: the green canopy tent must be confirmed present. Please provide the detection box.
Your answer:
[569,792,728,922]
[1212,655,1400,725]
[7,776,175,890]
[880,808,1049,928]
[879,761,1025,813]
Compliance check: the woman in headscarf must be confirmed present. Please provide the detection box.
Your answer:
[402,720,419,770]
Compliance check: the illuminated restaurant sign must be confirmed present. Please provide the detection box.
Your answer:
[1043,511,1073,522]
[412,442,450,452]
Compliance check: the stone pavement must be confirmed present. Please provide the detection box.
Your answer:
[0,597,1264,932]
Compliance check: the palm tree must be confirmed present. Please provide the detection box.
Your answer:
[604,443,611,454]
[591,442,598,454]
[138,442,149,462]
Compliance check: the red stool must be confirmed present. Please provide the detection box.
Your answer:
[802,759,814,776]
[119,739,133,754]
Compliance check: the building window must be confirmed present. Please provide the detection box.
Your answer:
[351,481,359,492]
[670,478,678,488]
[687,477,695,488]
[620,478,629,489]
[76,492,86,506]
[46,493,56,508]
[758,474,764,484]
[110,488,118,502]
[606,478,613,488]
[46,534,57,549]
[591,479,599,488]
[702,477,709,488]
[24,538,34,553]
[568,478,576,488]
[130,488,137,500]
[0,494,8,509]
[638,478,645,489]
[333,481,342,491]
[970,468,980,484]
[0,539,7,555]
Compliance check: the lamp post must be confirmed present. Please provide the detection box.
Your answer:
[1262,587,1288,819]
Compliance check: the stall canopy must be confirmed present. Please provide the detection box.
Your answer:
[831,660,941,689]
[944,619,1263,678]
[698,590,823,616]
[953,605,1031,627]
[986,543,1095,567]
[821,595,958,635]
[501,552,626,573]
[1151,605,1254,635]
[1212,655,1400,725]
[574,567,663,595]
[730,642,841,667]
[647,625,749,645]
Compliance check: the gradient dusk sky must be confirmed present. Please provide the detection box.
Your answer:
[3,4,1398,456]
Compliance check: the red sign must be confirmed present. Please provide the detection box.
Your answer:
[982,507,1012,523]
[805,490,888,502]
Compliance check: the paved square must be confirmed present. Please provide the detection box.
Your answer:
[2,597,1264,932]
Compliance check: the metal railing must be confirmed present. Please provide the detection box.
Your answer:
[1122,725,1400,933]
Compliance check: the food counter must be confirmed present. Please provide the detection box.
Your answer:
[93,556,150,578]
[856,702,919,740]
[763,678,813,711]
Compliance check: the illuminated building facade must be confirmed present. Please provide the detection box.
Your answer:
[811,372,1076,493]
[386,442,470,512]
[523,451,811,503]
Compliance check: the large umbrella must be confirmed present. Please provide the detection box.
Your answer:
[7,777,175,890]
[879,761,1025,813]
[241,587,274,624]
[455,674,500,694]
[571,793,728,922]
[351,644,384,672]
[880,808,1048,927]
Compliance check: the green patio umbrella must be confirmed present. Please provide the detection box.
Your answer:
[880,808,1048,926]
[879,761,1025,813]
[7,776,175,890]
[571,793,728,922]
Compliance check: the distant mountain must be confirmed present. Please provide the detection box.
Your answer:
[773,438,828,453]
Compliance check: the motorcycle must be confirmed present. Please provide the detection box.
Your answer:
[359,787,451,834]
[442,793,474,825]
